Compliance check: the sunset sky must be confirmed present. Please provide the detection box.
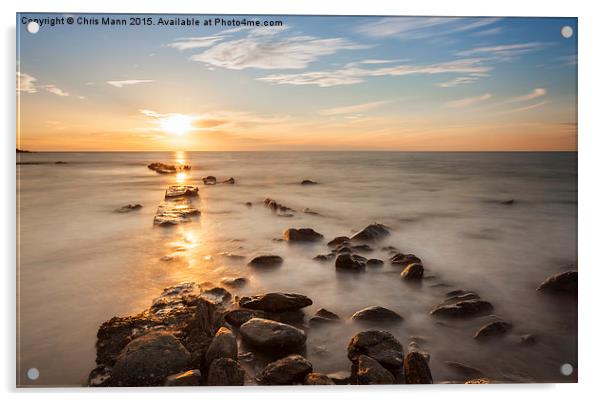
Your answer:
[17,14,577,151]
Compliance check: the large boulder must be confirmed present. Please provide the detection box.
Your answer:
[207,358,245,386]
[239,292,312,312]
[351,306,403,323]
[537,270,577,293]
[350,223,390,241]
[335,253,366,272]
[404,351,433,384]
[240,318,306,355]
[111,331,192,386]
[474,321,512,341]
[309,308,341,327]
[164,185,199,199]
[356,355,395,385]
[401,263,424,280]
[347,330,404,371]
[256,354,313,385]
[283,228,324,242]
[248,255,283,268]
[224,309,265,327]
[430,291,493,318]
[205,327,237,366]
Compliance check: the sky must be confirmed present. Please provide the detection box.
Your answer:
[16,14,577,151]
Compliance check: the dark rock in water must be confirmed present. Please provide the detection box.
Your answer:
[301,179,318,185]
[327,371,352,385]
[164,185,199,198]
[351,244,373,253]
[148,162,178,174]
[205,327,237,366]
[116,204,142,213]
[390,253,422,267]
[263,198,295,215]
[220,277,248,288]
[520,334,537,346]
[201,287,232,306]
[313,253,335,262]
[257,354,313,385]
[111,331,192,386]
[537,270,577,293]
[382,245,399,252]
[356,355,395,385]
[309,308,341,327]
[207,358,245,386]
[367,259,384,267]
[283,228,324,242]
[316,308,340,320]
[474,321,512,340]
[465,378,493,384]
[327,236,350,247]
[304,373,335,385]
[347,330,404,370]
[301,207,320,215]
[335,253,367,272]
[153,200,200,226]
[244,202,253,207]
[351,306,403,323]
[240,318,306,355]
[165,369,202,386]
[431,291,493,318]
[444,361,485,380]
[202,176,217,185]
[334,245,353,254]
[265,309,306,325]
[350,223,390,241]
[500,199,515,205]
[222,177,235,184]
[239,292,312,312]
[404,351,433,384]
[224,309,264,327]
[401,263,424,280]
[248,255,283,268]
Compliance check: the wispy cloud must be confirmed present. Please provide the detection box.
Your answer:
[107,80,155,88]
[167,36,226,50]
[17,72,70,96]
[319,100,393,116]
[508,88,547,103]
[499,101,548,114]
[437,73,489,88]
[457,42,545,58]
[357,17,502,40]
[445,93,492,108]
[40,85,69,97]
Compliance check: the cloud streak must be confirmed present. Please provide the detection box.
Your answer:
[319,100,393,116]
[107,80,155,88]
[357,17,502,40]
[445,93,492,108]
[17,72,70,97]
[457,42,546,58]
[508,88,547,103]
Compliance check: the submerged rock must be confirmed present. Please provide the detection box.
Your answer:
[474,321,512,341]
[222,177,235,184]
[309,308,340,327]
[390,253,421,267]
[153,200,200,226]
[367,258,384,267]
[165,369,202,386]
[304,373,335,385]
[500,199,515,205]
[207,358,245,386]
[220,277,248,288]
[263,198,295,215]
[520,334,537,346]
[350,223,390,241]
[301,208,320,215]
[201,287,232,306]
[148,162,183,174]
[256,354,312,385]
[404,351,433,384]
[313,253,335,262]
[351,306,403,323]
[401,263,424,280]
[224,309,264,327]
[164,185,199,199]
[335,253,367,272]
[301,179,318,185]
[248,255,283,268]
[431,292,493,318]
[240,318,306,355]
[205,327,237,366]
[356,355,395,385]
[537,270,577,293]
[239,292,312,312]
[116,204,142,213]
[327,236,350,247]
[347,330,404,371]
[283,228,324,242]
[202,176,217,185]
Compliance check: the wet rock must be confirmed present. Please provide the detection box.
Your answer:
[401,263,424,280]
[201,287,232,306]
[301,179,318,185]
[335,253,366,272]
[248,255,283,268]
[148,162,179,174]
[165,369,202,386]
[283,228,324,242]
[220,277,248,288]
[302,208,320,215]
[239,292,312,312]
[207,358,245,386]
[390,253,422,267]
[404,351,433,384]
[351,306,403,323]
[537,270,577,293]
[256,354,312,385]
[315,308,340,320]
[347,330,404,370]
[351,244,373,253]
[205,327,238,366]
[264,198,294,214]
[222,177,235,184]
[327,371,352,385]
[304,373,335,385]
[520,334,537,346]
[224,309,264,327]
[309,308,340,327]
[431,292,493,319]
[500,199,515,205]
[116,204,142,213]
[350,223,390,241]
[111,331,192,386]
[327,236,350,247]
[264,309,306,325]
[153,200,200,226]
[465,378,492,384]
[334,245,353,254]
[164,185,199,199]
[474,321,512,341]
[356,355,395,385]
[313,253,335,262]
[444,361,485,380]
[202,176,217,185]
[408,341,430,363]
[244,202,253,207]
[240,318,306,355]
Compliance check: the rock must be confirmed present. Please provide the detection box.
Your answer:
[201,287,232,306]
[116,204,142,213]
[164,185,199,199]
[111,331,192,386]
[351,244,373,253]
[327,371,352,385]
[224,309,264,327]
[301,207,320,215]
[347,330,404,370]
[444,361,485,380]
[520,334,537,346]
[283,228,324,242]
[356,355,395,385]
[500,199,515,205]
[313,253,335,262]
[207,358,245,386]
[220,277,248,288]
[202,176,217,185]
[153,200,200,226]
[222,177,235,184]
[431,292,493,318]
[404,351,433,384]
[474,321,512,340]
[263,198,294,214]
[334,245,353,254]
[165,369,202,386]
[350,223,390,241]
[301,180,318,185]
[256,355,313,385]
[327,236,350,246]
[248,255,283,268]
[148,162,178,174]
[304,373,335,385]
[537,270,577,293]
[244,202,253,207]
[335,253,366,272]
[401,263,424,280]
[351,306,403,323]
[465,378,492,384]
[205,327,238,366]
[240,318,306,355]
[239,292,312,312]
[367,258,384,267]
[309,308,340,327]
[390,253,421,267]
[315,308,340,320]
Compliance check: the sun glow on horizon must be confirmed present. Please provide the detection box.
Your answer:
[160,114,194,136]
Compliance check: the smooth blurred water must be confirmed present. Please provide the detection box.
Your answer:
[16,151,577,386]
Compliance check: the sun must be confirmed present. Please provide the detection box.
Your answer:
[160,114,194,136]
